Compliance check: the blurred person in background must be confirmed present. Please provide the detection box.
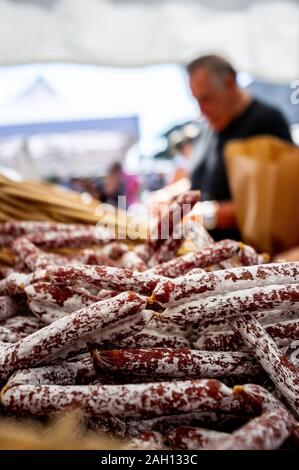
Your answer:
[168,131,194,184]
[147,126,198,205]
[187,54,292,240]
[100,162,126,209]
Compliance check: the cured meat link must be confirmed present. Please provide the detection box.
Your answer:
[229,316,299,415]
[0,292,148,380]
[3,316,45,335]
[150,240,242,278]
[0,295,21,321]
[194,319,299,352]
[4,360,95,388]
[11,236,59,271]
[238,243,268,266]
[204,408,290,450]
[91,348,261,378]
[127,431,168,450]
[167,426,227,450]
[100,242,129,260]
[11,232,115,271]
[0,272,33,296]
[152,262,299,307]
[0,221,96,237]
[26,227,112,247]
[195,309,299,335]
[148,234,184,267]
[121,251,147,272]
[0,234,14,247]
[112,330,190,350]
[146,191,200,255]
[25,282,100,318]
[233,383,299,447]
[0,379,241,417]
[0,326,22,343]
[162,283,299,328]
[125,411,242,436]
[67,249,117,267]
[32,265,165,295]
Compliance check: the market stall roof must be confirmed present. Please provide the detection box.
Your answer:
[0,0,298,83]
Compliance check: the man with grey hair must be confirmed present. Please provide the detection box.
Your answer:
[187,54,292,240]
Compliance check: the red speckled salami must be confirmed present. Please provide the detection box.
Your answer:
[113,330,190,350]
[0,326,22,343]
[121,251,147,272]
[2,315,44,336]
[194,383,298,449]
[5,359,95,388]
[91,348,261,378]
[152,262,299,307]
[11,233,116,272]
[0,295,21,321]
[196,309,299,335]
[230,315,299,415]
[101,242,129,260]
[233,383,285,414]
[194,319,299,352]
[0,292,149,380]
[127,431,168,450]
[32,265,165,296]
[162,283,299,328]
[26,228,112,248]
[263,319,299,347]
[126,411,242,436]
[204,408,290,450]
[0,379,241,417]
[146,191,200,263]
[238,243,266,266]
[233,383,299,447]
[11,237,42,269]
[193,331,243,352]
[0,234,14,247]
[148,235,184,266]
[25,282,100,318]
[95,289,119,301]
[0,272,33,295]
[73,250,116,267]
[0,221,94,237]
[150,240,241,278]
[167,426,227,450]
[134,244,151,263]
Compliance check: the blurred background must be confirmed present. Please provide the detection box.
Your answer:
[0,0,298,211]
[1,1,299,451]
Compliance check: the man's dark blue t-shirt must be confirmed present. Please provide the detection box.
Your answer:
[191,99,292,201]
[190,99,292,240]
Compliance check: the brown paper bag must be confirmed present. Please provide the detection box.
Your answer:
[224,135,299,255]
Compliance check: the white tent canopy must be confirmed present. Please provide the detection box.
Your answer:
[0,0,298,83]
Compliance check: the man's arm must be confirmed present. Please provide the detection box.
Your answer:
[200,200,237,230]
[216,200,237,229]
[256,107,292,143]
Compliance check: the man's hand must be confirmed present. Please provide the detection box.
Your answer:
[191,200,237,230]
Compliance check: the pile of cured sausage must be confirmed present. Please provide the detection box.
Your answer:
[0,191,299,450]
